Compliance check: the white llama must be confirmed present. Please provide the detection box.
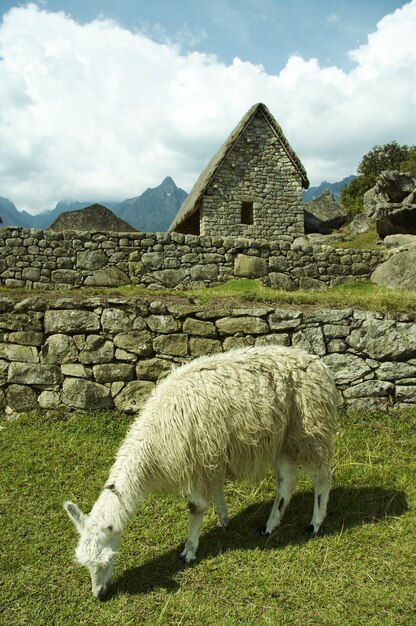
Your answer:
[65,345,339,600]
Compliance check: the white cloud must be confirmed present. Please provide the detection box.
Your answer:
[0,1,416,213]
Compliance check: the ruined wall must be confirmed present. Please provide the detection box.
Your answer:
[201,110,304,239]
[1,294,415,417]
[0,227,384,291]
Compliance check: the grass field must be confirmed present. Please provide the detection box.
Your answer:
[1,408,415,625]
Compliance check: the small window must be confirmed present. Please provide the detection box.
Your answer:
[241,201,254,225]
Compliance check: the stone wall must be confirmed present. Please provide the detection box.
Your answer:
[1,294,415,417]
[0,227,384,290]
[201,110,304,239]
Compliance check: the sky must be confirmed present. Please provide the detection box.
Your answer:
[0,1,415,214]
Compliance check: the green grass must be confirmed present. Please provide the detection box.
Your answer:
[1,408,415,625]
[188,279,416,312]
[1,274,416,313]
[330,228,380,250]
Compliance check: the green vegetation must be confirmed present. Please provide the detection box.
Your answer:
[1,278,416,313]
[332,228,380,250]
[188,279,416,313]
[340,141,415,218]
[1,408,415,625]
[400,145,416,176]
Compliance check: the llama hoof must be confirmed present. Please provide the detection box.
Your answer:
[255,527,271,538]
[179,549,196,565]
[304,524,318,538]
[219,517,229,528]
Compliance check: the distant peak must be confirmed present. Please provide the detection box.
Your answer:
[161,176,176,187]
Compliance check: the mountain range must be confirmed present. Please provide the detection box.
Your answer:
[0,175,353,232]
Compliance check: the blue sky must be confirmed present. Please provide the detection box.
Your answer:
[0,1,415,212]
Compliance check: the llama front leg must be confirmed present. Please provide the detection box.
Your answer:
[259,453,298,536]
[303,462,332,536]
[181,493,209,564]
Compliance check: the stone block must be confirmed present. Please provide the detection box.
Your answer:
[216,316,269,335]
[189,337,222,356]
[93,363,135,383]
[114,331,153,356]
[234,254,267,278]
[41,334,78,364]
[113,380,154,412]
[136,358,174,381]
[322,353,373,385]
[153,333,188,356]
[62,378,113,409]
[84,268,130,287]
[44,310,100,334]
[8,362,62,386]
[6,384,38,412]
[101,308,133,333]
[147,315,181,333]
[182,318,217,337]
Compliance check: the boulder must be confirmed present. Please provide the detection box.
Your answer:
[304,189,347,234]
[371,247,416,290]
[372,171,416,204]
[383,234,416,248]
[348,213,372,236]
[375,203,416,238]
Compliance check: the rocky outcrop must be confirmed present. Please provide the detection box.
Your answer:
[0,295,415,417]
[48,203,137,232]
[360,171,416,238]
[375,203,416,238]
[304,189,347,234]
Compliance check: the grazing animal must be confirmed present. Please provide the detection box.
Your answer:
[64,346,339,600]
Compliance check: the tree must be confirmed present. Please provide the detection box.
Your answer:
[400,146,416,176]
[341,141,414,218]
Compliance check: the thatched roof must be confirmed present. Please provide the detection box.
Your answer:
[168,102,309,233]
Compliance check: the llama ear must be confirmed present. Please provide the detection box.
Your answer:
[64,500,87,532]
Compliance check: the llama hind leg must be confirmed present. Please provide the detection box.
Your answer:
[303,461,332,536]
[259,453,298,536]
[214,484,229,527]
[181,493,209,564]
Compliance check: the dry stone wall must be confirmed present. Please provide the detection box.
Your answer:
[1,294,415,417]
[0,227,384,290]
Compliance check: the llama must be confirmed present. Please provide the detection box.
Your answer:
[64,345,339,600]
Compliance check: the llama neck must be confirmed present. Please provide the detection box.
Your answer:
[89,485,135,532]
[99,423,151,527]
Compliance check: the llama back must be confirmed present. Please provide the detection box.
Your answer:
[111,347,338,498]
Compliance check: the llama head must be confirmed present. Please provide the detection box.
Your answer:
[64,500,121,600]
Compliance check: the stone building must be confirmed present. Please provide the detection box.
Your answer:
[168,102,309,239]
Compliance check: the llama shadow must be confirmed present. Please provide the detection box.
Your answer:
[111,486,407,598]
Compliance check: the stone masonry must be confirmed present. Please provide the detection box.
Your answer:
[0,227,385,291]
[200,110,305,238]
[1,294,415,417]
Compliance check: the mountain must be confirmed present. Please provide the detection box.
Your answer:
[303,175,356,202]
[0,197,32,227]
[0,177,187,232]
[49,203,137,232]
[114,176,188,232]
[27,199,119,229]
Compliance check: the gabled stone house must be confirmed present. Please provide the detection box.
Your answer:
[168,102,309,239]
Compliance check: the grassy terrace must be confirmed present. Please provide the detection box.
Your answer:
[1,407,415,625]
[0,279,415,313]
